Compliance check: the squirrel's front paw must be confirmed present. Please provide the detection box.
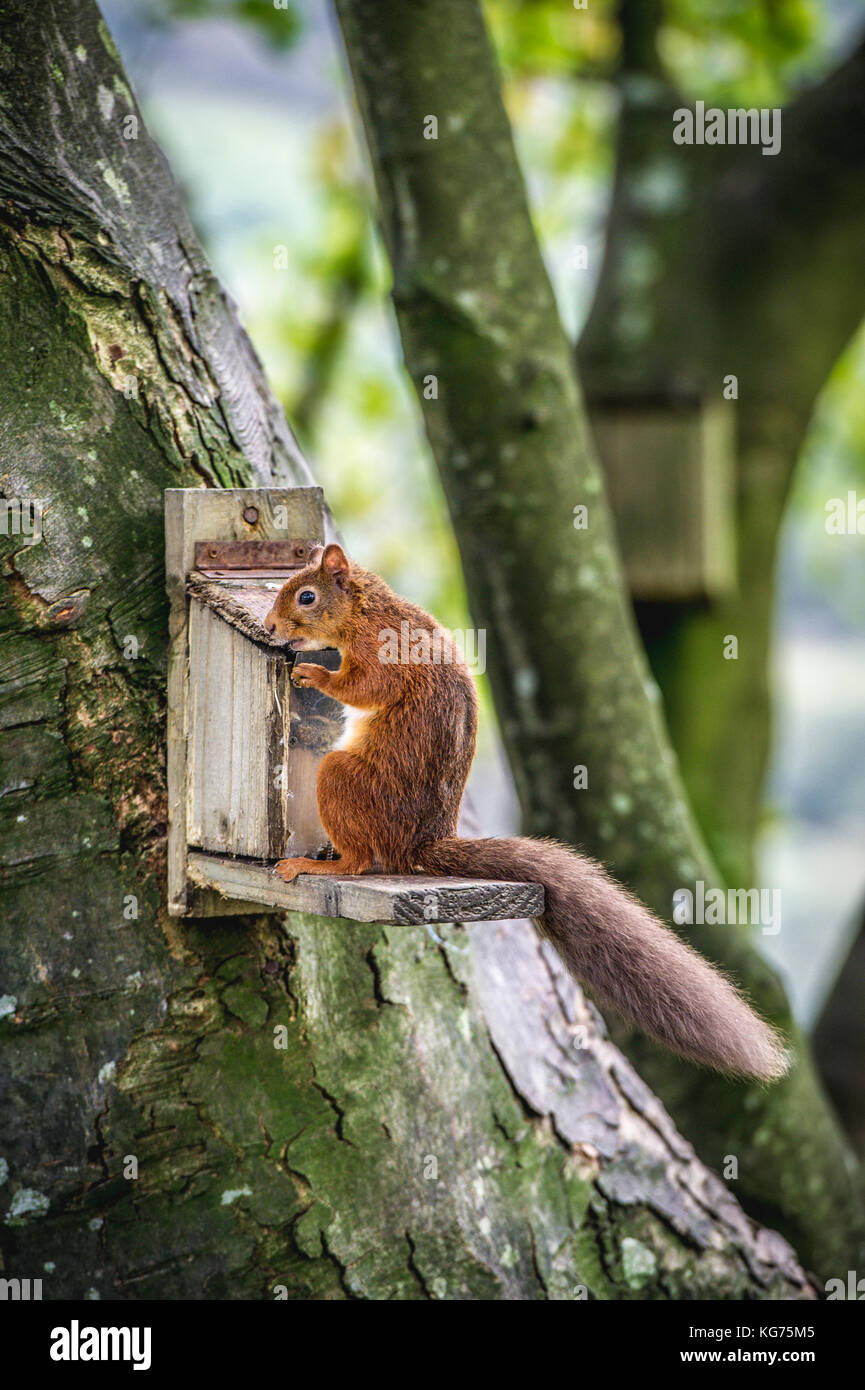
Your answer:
[291,663,327,689]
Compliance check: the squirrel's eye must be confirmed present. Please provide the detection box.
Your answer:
[297,589,316,607]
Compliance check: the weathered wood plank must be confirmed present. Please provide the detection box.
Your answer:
[184,594,343,863]
[165,487,326,913]
[185,573,290,646]
[186,602,289,858]
[187,851,545,924]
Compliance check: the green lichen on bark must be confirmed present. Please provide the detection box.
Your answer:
[9,912,813,1300]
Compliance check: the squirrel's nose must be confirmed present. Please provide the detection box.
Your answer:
[264,611,277,634]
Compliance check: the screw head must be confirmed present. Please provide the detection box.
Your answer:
[243,506,259,525]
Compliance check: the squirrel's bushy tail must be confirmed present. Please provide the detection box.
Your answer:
[416,836,788,1082]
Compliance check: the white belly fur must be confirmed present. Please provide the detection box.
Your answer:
[333,705,371,753]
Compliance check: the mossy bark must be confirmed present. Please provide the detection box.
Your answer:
[332,0,865,1280]
[0,0,818,1300]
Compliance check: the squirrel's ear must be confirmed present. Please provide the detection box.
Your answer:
[307,544,325,568]
[322,543,350,587]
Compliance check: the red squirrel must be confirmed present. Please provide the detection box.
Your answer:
[264,543,788,1082]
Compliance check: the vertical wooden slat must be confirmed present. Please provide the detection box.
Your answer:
[185,606,343,861]
[264,654,292,858]
[188,603,293,859]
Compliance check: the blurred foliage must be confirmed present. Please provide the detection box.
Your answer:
[659,0,824,104]
[486,0,619,76]
[487,0,828,103]
[148,0,301,48]
[787,323,865,628]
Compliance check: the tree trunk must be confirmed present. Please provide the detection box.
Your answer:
[0,0,818,1301]
[331,0,865,1280]
[813,905,865,1159]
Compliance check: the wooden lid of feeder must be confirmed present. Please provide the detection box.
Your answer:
[186,538,317,647]
[186,570,288,648]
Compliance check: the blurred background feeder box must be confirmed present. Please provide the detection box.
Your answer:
[588,393,737,601]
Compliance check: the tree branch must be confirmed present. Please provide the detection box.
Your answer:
[618,0,665,77]
[707,29,865,420]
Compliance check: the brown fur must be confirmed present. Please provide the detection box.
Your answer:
[264,545,788,1082]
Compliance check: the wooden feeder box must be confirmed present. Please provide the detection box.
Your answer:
[588,394,736,601]
[165,487,543,925]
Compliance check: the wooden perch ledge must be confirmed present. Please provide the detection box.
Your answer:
[188,852,545,924]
